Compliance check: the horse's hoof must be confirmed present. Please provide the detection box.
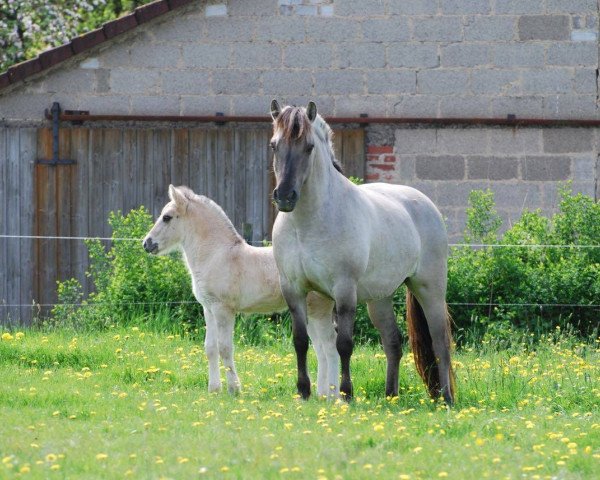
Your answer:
[228,384,242,395]
[297,378,311,400]
[340,380,353,401]
[208,383,222,393]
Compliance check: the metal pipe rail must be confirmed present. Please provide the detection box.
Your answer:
[45,109,600,127]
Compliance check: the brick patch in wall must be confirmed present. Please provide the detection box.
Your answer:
[366,145,397,182]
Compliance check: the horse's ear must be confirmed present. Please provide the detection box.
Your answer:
[169,185,188,209]
[270,99,281,120]
[307,101,317,122]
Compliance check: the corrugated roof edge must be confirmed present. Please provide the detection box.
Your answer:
[0,0,197,92]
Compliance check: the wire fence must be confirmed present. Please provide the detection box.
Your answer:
[1,233,599,310]
[2,234,600,249]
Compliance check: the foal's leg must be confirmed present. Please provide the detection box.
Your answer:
[367,297,402,397]
[281,284,311,399]
[306,320,327,397]
[203,308,221,393]
[307,295,338,399]
[333,281,358,400]
[212,304,241,394]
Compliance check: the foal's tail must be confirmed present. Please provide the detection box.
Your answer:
[406,290,455,401]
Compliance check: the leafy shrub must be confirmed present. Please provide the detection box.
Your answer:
[53,187,598,345]
[448,186,599,342]
[52,207,202,332]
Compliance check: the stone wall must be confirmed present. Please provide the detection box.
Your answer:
[1,0,598,121]
[366,125,599,241]
[1,0,599,239]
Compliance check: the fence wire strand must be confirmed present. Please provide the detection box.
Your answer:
[2,234,600,249]
[1,234,598,311]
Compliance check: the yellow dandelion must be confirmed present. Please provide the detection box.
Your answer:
[1,332,14,341]
[221,466,230,472]
[15,332,24,340]
[19,465,31,474]
[177,457,189,464]
[96,453,108,461]
[50,464,60,470]
[45,454,57,463]
[438,473,448,478]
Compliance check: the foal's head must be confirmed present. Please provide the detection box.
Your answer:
[270,100,322,212]
[143,185,191,255]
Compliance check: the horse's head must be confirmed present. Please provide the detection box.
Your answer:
[270,100,319,212]
[143,185,190,255]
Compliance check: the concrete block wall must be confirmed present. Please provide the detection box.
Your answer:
[366,126,599,241]
[1,0,599,120]
[1,0,599,239]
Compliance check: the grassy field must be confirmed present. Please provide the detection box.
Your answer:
[0,326,598,479]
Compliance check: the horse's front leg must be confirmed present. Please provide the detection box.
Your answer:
[334,282,358,401]
[203,308,221,393]
[282,285,311,399]
[213,304,241,394]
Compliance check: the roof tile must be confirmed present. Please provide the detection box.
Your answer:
[167,0,196,8]
[135,0,170,24]
[8,58,43,83]
[39,44,75,70]
[103,13,139,39]
[72,28,107,54]
[0,72,10,89]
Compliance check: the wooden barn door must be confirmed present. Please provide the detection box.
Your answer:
[29,125,365,319]
[34,128,86,314]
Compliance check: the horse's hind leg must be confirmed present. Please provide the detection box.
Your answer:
[203,308,221,393]
[333,281,358,400]
[405,278,454,405]
[367,297,402,397]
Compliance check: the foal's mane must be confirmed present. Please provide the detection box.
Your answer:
[177,186,242,242]
[274,106,344,174]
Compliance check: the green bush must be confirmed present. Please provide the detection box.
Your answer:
[53,187,599,345]
[448,186,599,343]
[52,207,202,332]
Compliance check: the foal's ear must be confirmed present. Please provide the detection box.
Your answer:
[306,101,317,122]
[168,184,188,209]
[270,99,281,120]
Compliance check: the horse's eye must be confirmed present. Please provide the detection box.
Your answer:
[306,144,314,154]
[163,215,172,223]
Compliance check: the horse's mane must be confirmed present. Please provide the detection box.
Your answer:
[274,106,344,174]
[274,106,312,143]
[177,186,242,242]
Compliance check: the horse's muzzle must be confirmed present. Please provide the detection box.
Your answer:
[143,237,159,254]
[273,188,298,212]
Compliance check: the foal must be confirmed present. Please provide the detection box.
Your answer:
[143,185,339,396]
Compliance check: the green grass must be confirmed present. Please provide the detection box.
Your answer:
[0,327,598,479]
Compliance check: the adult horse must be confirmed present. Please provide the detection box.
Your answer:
[270,100,455,405]
[143,185,339,397]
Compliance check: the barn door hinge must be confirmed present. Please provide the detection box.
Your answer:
[37,102,77,166]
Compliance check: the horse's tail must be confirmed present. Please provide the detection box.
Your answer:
[406,290,455,401]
